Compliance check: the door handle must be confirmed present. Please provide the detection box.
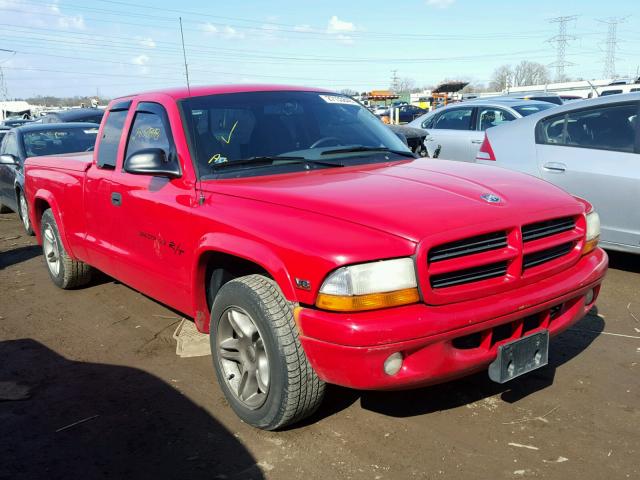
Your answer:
[471,139,483,144]
[111,192,122,206]
[543,162,567,173]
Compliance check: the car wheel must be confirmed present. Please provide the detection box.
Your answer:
[211,274,325,430]
[18,191,34,235]
[40,208,92,289]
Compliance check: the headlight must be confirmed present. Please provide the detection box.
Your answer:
[582,210,600,254]
[315,258,420,312]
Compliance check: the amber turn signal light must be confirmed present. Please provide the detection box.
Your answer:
[315,288,420,312]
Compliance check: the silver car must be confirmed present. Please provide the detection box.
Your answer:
[476,93,640,254]
[407,98,556,162]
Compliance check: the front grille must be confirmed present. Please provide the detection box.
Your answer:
[522,217,575,242]
[430,261,508,289]
[523,242,574,269]
[428,231,507,263]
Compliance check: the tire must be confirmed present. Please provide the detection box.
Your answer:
[40,208,92,289]
[210,274,325,430]
[18,190,34,236]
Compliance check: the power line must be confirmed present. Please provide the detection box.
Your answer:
[548,15,578,81]
[598,17,627,79]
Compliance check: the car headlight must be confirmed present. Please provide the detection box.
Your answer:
[315,258,420,312]
[582,210,600,255]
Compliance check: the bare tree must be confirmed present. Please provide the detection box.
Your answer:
[489,65,513,91]
[339,88,358,96]
[393,77,417,94]
[511,61,550,87]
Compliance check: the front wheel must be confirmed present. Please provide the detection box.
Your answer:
[210,275,325,430]
[40,209,92,289]
[18,191,34,235]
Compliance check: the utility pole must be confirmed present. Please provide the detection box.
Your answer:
[0,66,8,101]
[548,15,577,82]
[599,17,626,80]
[390,69,399,92]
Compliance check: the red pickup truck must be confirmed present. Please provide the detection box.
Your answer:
[24,85,607,430]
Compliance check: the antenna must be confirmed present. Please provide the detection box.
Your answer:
[179,17,191,95]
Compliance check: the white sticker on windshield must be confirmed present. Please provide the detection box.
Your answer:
[319,94,358,106]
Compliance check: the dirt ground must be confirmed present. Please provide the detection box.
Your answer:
[1,212,638,480]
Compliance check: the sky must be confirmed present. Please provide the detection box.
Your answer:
[0,0,638,99]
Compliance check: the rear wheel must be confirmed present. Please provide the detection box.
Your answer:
[210,274,325,430]
[40,209,92,289]
[18,191,34,235]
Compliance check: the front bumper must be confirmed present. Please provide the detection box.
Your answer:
[298,248,607,390]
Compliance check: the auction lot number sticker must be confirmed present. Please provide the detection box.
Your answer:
[319,94,359,105]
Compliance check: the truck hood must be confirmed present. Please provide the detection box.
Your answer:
[202,159,581,243]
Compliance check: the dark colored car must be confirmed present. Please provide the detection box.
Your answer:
[396,104,428,122]
[387,124,428,156]
[0,122,99,233]
[1,118,33,128]
[40,108,105,124]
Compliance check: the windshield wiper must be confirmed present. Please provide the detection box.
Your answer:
[320,146,415,158]
[210,156,344,171]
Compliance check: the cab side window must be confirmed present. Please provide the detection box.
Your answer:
[1,133,20,160]
[125,105,173,160]
[97,107,129,169]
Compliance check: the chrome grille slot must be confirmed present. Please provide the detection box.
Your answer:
[428,231,507,263]
[430,261,508,289]
[523,242,574,269]
[522,217,575,242]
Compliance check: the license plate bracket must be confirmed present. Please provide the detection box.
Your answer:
[488,330,549,384]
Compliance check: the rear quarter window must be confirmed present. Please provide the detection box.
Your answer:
[97,109,128,169]
[536,102,638,153]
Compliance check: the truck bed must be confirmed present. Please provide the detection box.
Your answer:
[26,151,93,172]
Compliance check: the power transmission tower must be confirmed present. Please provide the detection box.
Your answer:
[548,15,577,81]
[390,70,399,92]
[598,17,626,79]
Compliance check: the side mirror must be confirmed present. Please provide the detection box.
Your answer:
[123,148,181,178]
[0,154,18,165]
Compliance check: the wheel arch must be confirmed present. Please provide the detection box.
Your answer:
[191,233,297,334]
[32,191,74,257]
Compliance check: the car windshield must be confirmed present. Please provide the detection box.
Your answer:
[181,91,411,178]
[23,126,99,157]
[512,103,555,117]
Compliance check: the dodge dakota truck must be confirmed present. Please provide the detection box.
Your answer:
[24,85,607,430]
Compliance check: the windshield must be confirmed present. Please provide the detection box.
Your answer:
[181,91,411,178]
[513,104,555,117]
[23,126,99,157]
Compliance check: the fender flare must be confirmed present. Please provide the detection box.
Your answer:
[32,190,76,259]
[191,232,297,333]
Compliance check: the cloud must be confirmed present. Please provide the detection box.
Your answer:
[425,0,455,8]
[137,37,156,48]
[326,16,358,44]
[327,16,356,33]
[201,23,245,40]
[132,55,150,66]
[48,1,85,29]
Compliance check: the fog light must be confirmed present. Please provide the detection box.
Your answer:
[383,352,403,376]
[585,288,595,305]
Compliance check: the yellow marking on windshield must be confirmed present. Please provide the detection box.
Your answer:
[208,153,221,164]
[219,121,238,144]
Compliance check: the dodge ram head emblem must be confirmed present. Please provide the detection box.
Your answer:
[481,193,501,203]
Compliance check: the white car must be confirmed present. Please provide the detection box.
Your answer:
[408,98,556,162]
[476,93,640,254]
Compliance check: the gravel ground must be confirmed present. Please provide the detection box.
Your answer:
[1,212,638,480]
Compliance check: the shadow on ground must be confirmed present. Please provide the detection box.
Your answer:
[0,339,263,480]
[605,249,640,274]
[309,312,604,423]
[0,244,41,269]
